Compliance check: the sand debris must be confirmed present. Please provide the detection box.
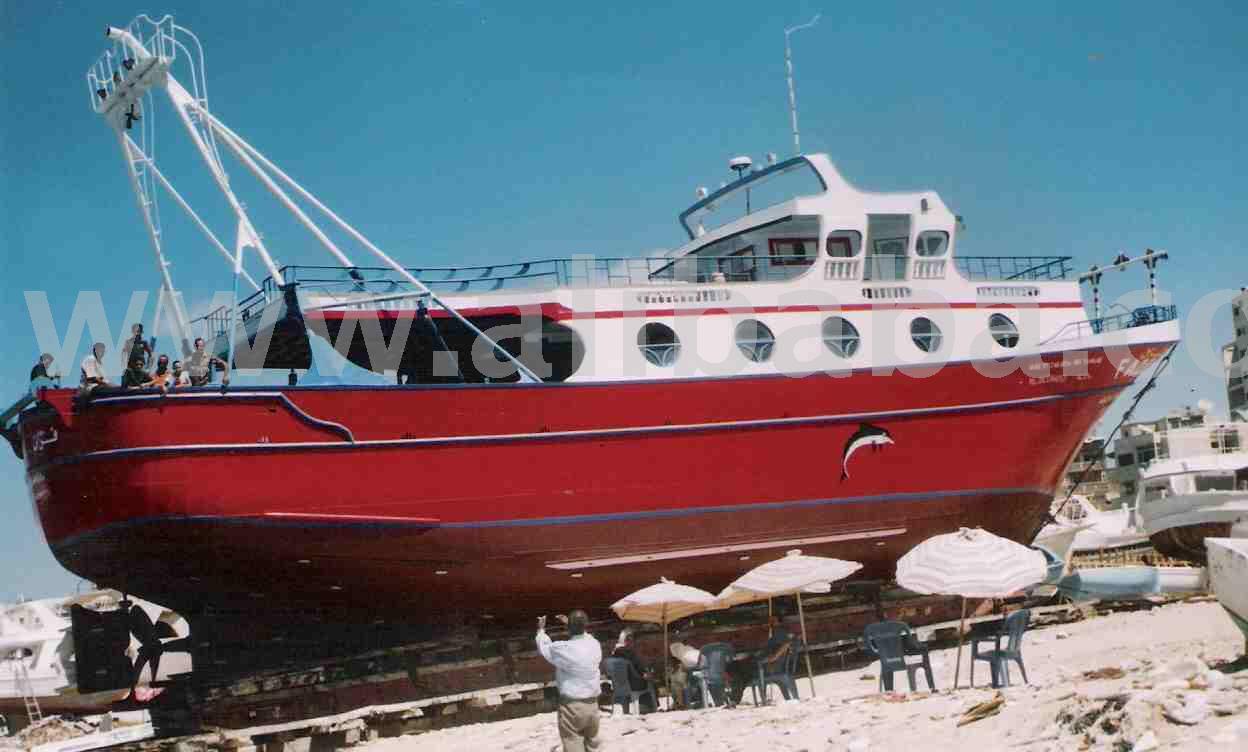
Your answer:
[9,716,97,748]
[956,692,1004,727]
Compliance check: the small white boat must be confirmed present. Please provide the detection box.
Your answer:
[1033,495,1148,567]
[1055,565,1207,601]
[1205,538,1248,650]
[1136,454,1248,563]
[0,592,188,727]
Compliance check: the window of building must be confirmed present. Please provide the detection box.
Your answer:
[825,230,862,258]
[910,317,942,353]
[735,319,775,362]
[915,230,949,257]
[822,317,861,358]
[1117,453,1136,467]
[988,313,1020,348]
[637,322,680,367]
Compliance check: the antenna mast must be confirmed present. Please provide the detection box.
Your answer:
[784,13,820,156]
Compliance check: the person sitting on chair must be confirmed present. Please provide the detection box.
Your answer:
[610,629,656,713]
[729,614,794,704]
[668,633,701,707]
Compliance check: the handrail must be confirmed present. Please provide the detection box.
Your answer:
[1039,304,1177,345]
[271,254,817,296]
[954,256,1073,281]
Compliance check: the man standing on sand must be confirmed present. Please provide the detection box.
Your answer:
[536,610,603,752]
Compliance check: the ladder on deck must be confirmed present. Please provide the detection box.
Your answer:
[10,655,44,725]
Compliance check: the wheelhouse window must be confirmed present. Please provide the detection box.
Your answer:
[637,322,680,367]
[822,316,860,358]
[915,230,949,257]
[657,215,821,284]
[769,237,817,266]
[989,313,1020,348]
[735,319,775,362]
[910,317,942,353]
[825,230,862,258]
[1195,474,1236,492]
[718,247,757,282]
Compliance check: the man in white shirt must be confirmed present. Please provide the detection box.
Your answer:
[536,610,602,752]
[80,342,112,392]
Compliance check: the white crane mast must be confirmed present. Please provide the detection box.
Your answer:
[88,15,538,382]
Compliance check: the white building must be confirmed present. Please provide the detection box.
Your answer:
[1113,404,1247,497]
[1226,287,1248,420]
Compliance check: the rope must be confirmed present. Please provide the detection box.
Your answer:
[1031,342,1178,541]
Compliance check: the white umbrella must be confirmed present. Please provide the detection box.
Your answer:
[895,527,1047,689]
[719,549,863,697]
[611,578,718,700]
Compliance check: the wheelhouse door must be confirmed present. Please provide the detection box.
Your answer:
[864,214,911,281]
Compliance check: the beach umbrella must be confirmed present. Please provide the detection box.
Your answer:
[718,549,863,697]
[895,527,1047,689]
[611,578,718,698]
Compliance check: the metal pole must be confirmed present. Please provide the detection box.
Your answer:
[193,106,542,383]
[953,597,968,690]
[662,613,670,710]
[116,131,193,356]
[125,135,261,291]
[226,223,247,378]
[797,592,816,697]
[784,14,820,156]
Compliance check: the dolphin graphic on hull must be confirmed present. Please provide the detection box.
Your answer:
[841,423,894,480]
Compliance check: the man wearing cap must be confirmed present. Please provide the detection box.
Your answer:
[536,610,602,752]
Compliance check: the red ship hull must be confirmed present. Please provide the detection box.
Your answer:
[17,342,1170,627]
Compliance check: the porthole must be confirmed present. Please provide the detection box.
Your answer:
[637,322,680,367]
[910,317,942,353]
[989,313,1020,348]
[822,317,860,358]
[735,319,775,362]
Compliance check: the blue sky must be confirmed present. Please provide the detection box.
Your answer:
[1,1,1245,600]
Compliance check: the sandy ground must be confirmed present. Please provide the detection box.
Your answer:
[361,600,1248,751]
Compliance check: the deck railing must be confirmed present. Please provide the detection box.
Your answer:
[954,256,1073,281]
[1041,304,1178,344]
[191,252,1080,341]
[268,256,817,300]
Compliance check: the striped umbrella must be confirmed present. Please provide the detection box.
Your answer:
[718,549,863,697]
[896,527,1047,689]
[611,578,718,700]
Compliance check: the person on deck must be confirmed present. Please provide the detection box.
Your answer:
[171,360,191,387]
[537,610,602,752]
[30,353,57,382]
[144,355,173,390]
[610,629,657,713]
[80,343,112,392]
[188,337,230,386]
[121,350,151,388]
[120,323,152,372]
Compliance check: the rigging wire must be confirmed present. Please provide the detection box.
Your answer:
[1030,341,1179,542]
